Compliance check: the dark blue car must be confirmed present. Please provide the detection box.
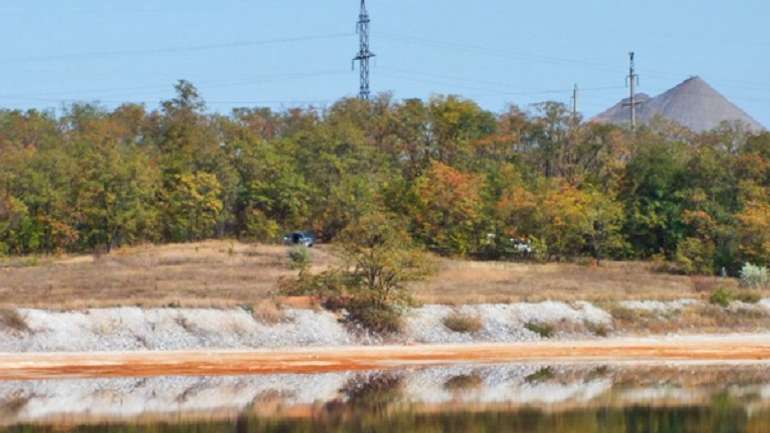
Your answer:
[283,231,316,247]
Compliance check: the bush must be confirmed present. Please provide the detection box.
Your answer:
[443,312,483,334]
[740,263,769,289]
[288,246,311,271]
[0,308,29,333]
[525,321,554,338]
[341,373,403,411]
[709,287,734,308]
[585,321,610,337]
[343,298,404,335]
[246,300,287,325]
[525,367,555,383]
[444,374,483,391]
[610,306,636,321]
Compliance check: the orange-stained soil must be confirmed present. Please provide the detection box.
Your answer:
[3,336,770,380]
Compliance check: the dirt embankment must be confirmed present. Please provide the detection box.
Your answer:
[2,335,770,380]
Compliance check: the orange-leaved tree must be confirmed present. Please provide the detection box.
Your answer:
[412,161,485,256]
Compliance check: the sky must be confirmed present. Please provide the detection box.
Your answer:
[0,0,768,126]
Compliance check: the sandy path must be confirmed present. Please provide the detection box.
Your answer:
[2,335,770,380]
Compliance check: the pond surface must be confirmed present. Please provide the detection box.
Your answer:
[2,363,770,432]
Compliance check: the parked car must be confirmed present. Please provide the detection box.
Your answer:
[484,233,533,258]
[283,231,316,247]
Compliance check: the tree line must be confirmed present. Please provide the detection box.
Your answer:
[0,80,768,275]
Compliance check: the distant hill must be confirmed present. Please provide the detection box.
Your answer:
[593,76,765,132]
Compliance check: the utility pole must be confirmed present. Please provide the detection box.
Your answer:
[571,83,579,124]
[623,52,641,131]
[352,0,375,100]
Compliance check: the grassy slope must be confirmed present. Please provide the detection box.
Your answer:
[0,240,740,309]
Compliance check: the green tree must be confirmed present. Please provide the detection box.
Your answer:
[621,141,688,257]
[290,212,431,334]
[71,140,159,251]
[427,96,496,166]
[161,172,223,241]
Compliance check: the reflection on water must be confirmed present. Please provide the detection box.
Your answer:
[3,363,770,432]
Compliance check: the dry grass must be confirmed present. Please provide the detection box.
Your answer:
[0,240,337,309]
[413,258,743,304]
[610,303,770,334]
[0,241,754,309]
[442,312,483,334]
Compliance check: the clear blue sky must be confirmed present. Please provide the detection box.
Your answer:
[0,0,768,126]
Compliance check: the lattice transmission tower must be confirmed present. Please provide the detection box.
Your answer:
[352,0,375,100]
[623,51,641,131]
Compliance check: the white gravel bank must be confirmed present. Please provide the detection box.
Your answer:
[404,302,611,344]
[2,299,769,353]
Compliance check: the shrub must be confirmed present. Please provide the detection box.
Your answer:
[585,321,610,337]
[246,300,287,325]
[443,312,483,334]
[709,287,734,308]
[288,246,311,271]
[525,367,555,383]
[525,321,554,338]
[343,298,404,335]
[740,263,769,289]
[0,308,29,333]
[341,373,403,411]
[610,306,636,322]
[444,374,483,391]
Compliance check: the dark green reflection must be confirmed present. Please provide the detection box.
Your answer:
[2,404,764,433]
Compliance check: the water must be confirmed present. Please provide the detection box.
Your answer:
[2,363,770,432]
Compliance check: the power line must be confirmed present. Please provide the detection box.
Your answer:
[0,70,349,99]
[379,67,623,97]
[0,70,348,107]
[0,33,354,65]
[376,32,623,73]
[376,31,770,92]
[0,94,333,107]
